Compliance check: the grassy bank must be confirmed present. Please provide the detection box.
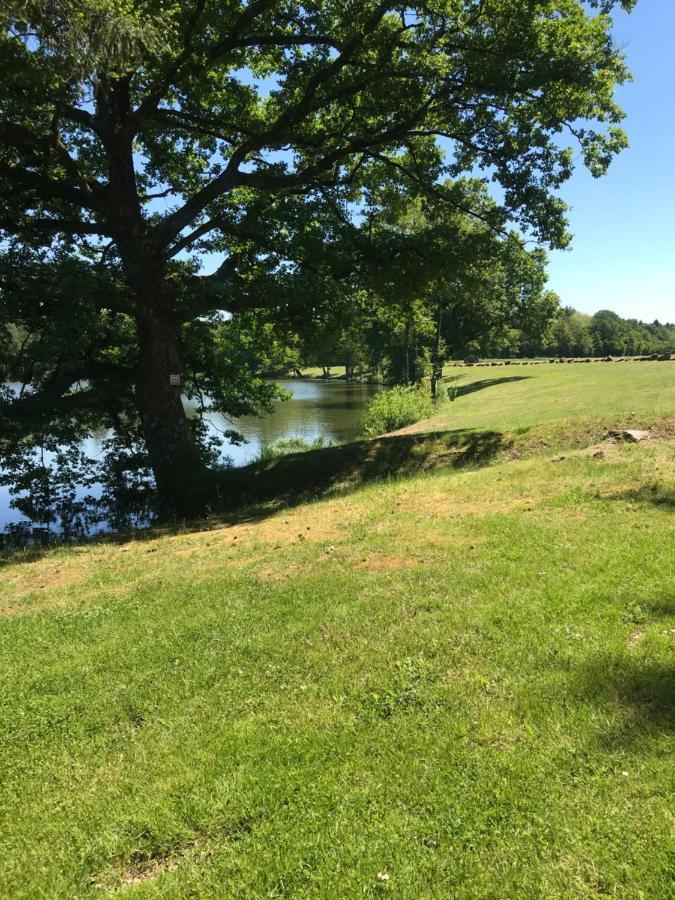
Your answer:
[1,363,673,898]
[434,359,675,432]
[221,361,675,511]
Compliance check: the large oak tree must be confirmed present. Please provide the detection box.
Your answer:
[0,0,633,518]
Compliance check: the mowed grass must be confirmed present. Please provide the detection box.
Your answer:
[434,359,675,433]
[1,363,674,898]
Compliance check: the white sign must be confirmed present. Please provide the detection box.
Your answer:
[169,373,181,386]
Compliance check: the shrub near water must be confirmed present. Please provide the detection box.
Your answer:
[360,385,434,438]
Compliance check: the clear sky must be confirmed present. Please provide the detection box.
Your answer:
[545,0,675,323]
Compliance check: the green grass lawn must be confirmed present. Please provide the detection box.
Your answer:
[434,359,675,432]
[1,362,673,898]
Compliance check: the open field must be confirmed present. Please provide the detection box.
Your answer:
[433,359,675,433]
[1,363,673,898]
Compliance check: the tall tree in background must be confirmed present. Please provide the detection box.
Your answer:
[590,309,627,356]
[0,0,634,517]
[359,181,558,393]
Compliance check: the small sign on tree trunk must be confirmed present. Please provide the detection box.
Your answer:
[169,373,181,386]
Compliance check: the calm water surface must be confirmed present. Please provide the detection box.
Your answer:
[0,379,381,530]
[205,378,382,466]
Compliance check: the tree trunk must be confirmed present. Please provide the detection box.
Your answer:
[98,103,214,520]
[431,299,444,400]
[135,311,213,520]
[403,318,411,385]
[410,325,420,384]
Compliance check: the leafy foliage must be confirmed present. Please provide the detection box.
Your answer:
[285,180,560,386]
[359,385,434,438]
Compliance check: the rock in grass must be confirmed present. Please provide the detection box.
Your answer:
[623,429,650,442]
[605,429,650,443]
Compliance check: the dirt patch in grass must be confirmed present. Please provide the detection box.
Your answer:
[94,816,257,891]
[1,558,92,614]
[117,856,180,888]
[645,420,675,440]
[395,490,540,519]
[167,503,349,552]
[627,631,645,649]
[6,560,86,592]
[93,843,204,892]
[256,560,314,582]
[355,553,419,573]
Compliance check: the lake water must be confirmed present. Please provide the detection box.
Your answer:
[205,378,382,465]
[0,378,382,531]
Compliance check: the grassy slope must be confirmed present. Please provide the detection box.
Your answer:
[1,363,673,898]
[437,359,675,431]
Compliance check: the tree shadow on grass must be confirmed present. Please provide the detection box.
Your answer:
[0,428,507,563]
[576,654,674,750]
[570,594,674,749]
[641,597,675,620]
[601,484,675,509]
[0,543,49,568]
[217,428,507,524]
[454,376,530,397]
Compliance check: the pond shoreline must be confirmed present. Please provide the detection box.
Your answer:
[260,369,384,386]
[1,378,383,534]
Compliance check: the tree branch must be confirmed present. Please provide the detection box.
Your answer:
[0,121,106,212]
[133,0,208,124]
[151,1,394,248]
[133,0,278,126]
[366,151,509,237]
[0,215,112,237]
[54,101,97,133]
[1,166,104,212]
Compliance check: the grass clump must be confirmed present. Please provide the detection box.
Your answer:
[257,435,331,462]
[360,385,434,437]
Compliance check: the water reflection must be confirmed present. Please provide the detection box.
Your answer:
[1,379,382,529]
[197,379,382,466]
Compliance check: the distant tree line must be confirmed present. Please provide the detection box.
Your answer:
[259,304,674,386]
[482,307,675,360]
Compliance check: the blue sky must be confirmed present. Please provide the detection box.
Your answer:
[545,0,675,322]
